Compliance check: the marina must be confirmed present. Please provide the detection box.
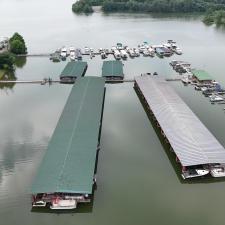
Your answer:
[2,1,225,223]
[134,75,225,179]
[31,76,106,210]
[45,40,183,62]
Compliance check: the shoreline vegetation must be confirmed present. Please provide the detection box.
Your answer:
[72,0,225,26]
[72,0,225,14]
[203,10,225,26]
[0,32,27,80]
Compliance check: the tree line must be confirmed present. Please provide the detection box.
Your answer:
[72,0,225,13]
[203,9,225,25]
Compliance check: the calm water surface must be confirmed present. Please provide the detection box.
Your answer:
[1,0,225,225]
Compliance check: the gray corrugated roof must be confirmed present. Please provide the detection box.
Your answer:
[60,61,87,78]
[102,60,124,78]
[31,77,105,194]
[135,75,225,167]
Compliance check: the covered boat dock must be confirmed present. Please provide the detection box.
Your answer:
[102,60,124,81]
[31,77,105,209]
[134,75,225,179]
[191,69,213,83]
[60,61,87,83]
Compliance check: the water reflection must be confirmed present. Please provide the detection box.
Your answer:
[0,70,16,91]
[15,57,27,69]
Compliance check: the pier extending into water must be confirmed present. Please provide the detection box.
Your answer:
[31,77,106,210]
[135,75,225,179]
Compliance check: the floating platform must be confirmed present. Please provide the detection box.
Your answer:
[60,61,87,83]
[102,60,124,81]
[31,77,106,209]
[134,75,225,179]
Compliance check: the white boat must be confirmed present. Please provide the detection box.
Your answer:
[60,47,67,59]
[69,47,75,61]
[50,199,77,210]
[148,47,155,56]
[111,46,117,52]
[134,48,140,56]
[182,168,209,179]
[32,200,47,207]
[174,47,182,55]
[90,47,94,52]
[84,47,90,54]
[143,49,150,56]
[114,50,121,60]
[163,43,172,49]
[139,45,146,53]
[209,94,224,102]
[70,52,75,61]
[128,49,135,57]
[120,49,128,59]
[181,76,190,84]
[210,165,225,177]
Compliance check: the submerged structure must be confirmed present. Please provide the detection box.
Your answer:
[135,75,225,179]
[31,77,105,209]
[60,61,87,83]
[102,60,124,81]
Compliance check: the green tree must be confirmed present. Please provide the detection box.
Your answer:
[9,32,27,54]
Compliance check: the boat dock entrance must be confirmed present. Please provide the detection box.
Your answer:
[134,75,225,179]
[31,77,105,210]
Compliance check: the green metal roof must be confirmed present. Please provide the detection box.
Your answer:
[31,77,105,194]
[192,69,213,81]
[60,61,87,78]
[102,60,124,78]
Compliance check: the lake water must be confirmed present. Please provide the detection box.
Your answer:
[1,0,225,225]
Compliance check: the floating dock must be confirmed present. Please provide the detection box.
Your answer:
[60,61,87,83]
[31,77,105,209]
[102,60,124,81]
[134,75,225,179]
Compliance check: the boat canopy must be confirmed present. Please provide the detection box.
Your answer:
[135,76,225,167]
[31,77,105,194]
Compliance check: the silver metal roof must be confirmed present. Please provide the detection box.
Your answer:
[135,75,225,167]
